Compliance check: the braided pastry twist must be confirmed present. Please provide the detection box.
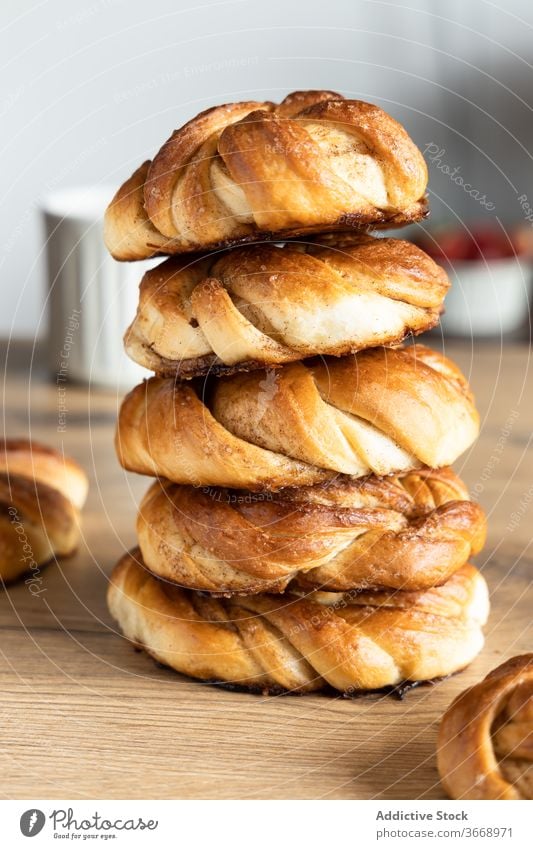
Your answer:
[108,552,489,693]
[104,91,428,259]
[138,468,486,595]
[125,234,449,378]
[0,439,88,583]
[116,345,479,490]
[438,654,533,799]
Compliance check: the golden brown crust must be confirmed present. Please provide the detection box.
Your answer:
[103,162,182,261]
[438,654,533,799]
[0,438,88,509]
[0,439,88,583]
[116,345,479,490]
[104,91,428,259]
[125,234,448,378]
[137,468,486,595]
[145,101,269,241]
[107,551,489,693]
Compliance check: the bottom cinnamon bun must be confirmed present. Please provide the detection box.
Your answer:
[108,549,489,694]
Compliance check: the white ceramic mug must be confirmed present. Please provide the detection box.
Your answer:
[42,186,156,389]
[440,257,531,337]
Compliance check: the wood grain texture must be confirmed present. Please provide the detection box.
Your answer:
[0,341,531,800]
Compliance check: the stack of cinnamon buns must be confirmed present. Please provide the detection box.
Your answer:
[106,91,489,694]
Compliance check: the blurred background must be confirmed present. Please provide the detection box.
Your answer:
[2,0,533,373]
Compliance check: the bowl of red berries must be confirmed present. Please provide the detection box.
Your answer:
[417,225,532,336]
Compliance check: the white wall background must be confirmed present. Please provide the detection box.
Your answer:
[2,0,533,335]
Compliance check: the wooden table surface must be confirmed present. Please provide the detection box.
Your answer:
[1,340,531,800]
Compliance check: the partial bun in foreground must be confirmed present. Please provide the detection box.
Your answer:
[438,654,533,800]
[116,345,479,490]
[0,439,88,583]
[0,438,88,509]
[125,235,449,378]
[104,91,428,260]
[108,552,489,694]
[137,468,486,595]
